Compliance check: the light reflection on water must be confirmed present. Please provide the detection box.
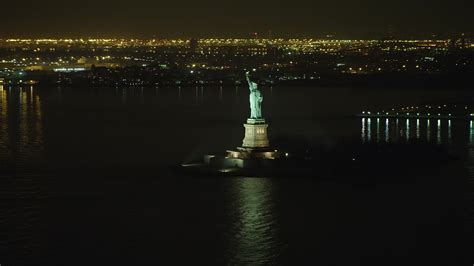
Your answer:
[0,86,44,264]
[359,117,471,146]
[437,119,441,144]
[376,118,380,142]
[0,86,43,167]
[427,119,431,142]
[367,118,372,142]
[219,86,223,101]
[406,118,410,141]
[416,119,420,139]
[227,177,281,264]
[121,88,127,103]
[467,118,474,246]
[394,118,399,143]
[469,121,474,144]
[195,86,199,104]
[448,120,452,143]
[0,85,9,163]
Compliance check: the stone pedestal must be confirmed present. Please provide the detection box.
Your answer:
[242,119,270,148]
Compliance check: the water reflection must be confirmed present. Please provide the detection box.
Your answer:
[359,117,466,145]
[0,86,43,167]
[416,119,420,139]
[448,120,452,143]
[469,120,474,144]
[195,86,199,104]
[437,119,441,144]
[201,87,204,103]
[228,178,280,264]
[57,87,62,103]
[367,118,372,142]
[121,88,127,103]
[235,86,239,104]
[219,86,223,101]
[0,87,43,262]
[406,118,410,141]
[139,87,144,103]
[0,85,9,163]
[106,85,263,106]
[395,118,399,140]
[376,118,380,143]
[427,119,431,142]
[467,120,474,242]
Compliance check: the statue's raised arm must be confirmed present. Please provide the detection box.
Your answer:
[245,71,252,88]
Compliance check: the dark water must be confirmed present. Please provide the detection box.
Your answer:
[0,85,473,265]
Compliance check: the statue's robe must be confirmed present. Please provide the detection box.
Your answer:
[250,89,262,119]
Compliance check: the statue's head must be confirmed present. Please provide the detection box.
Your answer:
[251,82,258,89]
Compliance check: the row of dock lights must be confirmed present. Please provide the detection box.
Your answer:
[361,111,452,116]
[375,105,469,112]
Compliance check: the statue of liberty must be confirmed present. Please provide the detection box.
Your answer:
[245,71,263,119]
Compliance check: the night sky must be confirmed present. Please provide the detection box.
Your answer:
[2,0,473,38]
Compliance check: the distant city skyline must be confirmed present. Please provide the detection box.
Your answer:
[2,0,473,38]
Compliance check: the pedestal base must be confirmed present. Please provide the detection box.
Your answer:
[242,120,269,148]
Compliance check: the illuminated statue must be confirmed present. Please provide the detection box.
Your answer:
[246,71,263,119]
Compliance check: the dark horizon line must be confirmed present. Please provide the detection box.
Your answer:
[0,30,472,40]
[0,33,471,40]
